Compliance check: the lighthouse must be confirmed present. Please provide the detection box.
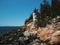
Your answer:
[33,12,36,23]
[32,8,38,25]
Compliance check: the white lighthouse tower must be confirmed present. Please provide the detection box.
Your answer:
[32,11,37,25]
[33,12,36,22]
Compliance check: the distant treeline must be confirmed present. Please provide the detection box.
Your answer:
[25,0,60,27]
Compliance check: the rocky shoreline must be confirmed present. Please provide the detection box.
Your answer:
[0,22,60,45]
[0,27,40,45]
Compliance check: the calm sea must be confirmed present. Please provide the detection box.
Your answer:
[0,26,20,36]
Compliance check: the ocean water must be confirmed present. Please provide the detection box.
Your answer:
[0,26,20,36]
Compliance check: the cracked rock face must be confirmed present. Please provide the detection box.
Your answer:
[0,21,60,45]
[26,22,60,45]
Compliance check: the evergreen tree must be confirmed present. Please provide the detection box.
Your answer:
[25,14,33,24]
[25,0,60,27]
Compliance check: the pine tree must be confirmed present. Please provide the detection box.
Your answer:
[25,14,33,24]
